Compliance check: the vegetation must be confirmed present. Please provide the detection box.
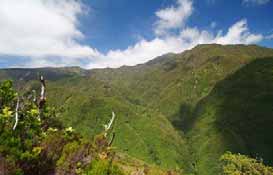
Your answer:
[1,44,273,174]
[0,80,46,174]
[0,81,121,175]
[188,57,273,174]
[220,152,273,175]
[0,79,178,174]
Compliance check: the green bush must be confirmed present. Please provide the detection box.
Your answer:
[0,80,63,174]
[84,159,124,175]
[220,152,273,175]
[0,80,17,106]
[56,141,81,172]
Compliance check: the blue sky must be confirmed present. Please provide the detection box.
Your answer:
[81,0,273,52]
[0,0,272,68]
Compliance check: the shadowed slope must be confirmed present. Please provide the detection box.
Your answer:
[188,57,273,175]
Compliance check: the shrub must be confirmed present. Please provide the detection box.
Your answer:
[0,80,62,174]
[220,152,273,175]
[84,159,124,175]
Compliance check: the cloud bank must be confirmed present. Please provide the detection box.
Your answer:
[0,0,267,68]
[0,0,102,67]
[0,0,100,58]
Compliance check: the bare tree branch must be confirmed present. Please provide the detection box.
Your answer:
[103,111,116,137]
[38,75,46,109]
[13,97,20,130]
[32,90,36,103]
[37,75,46,120]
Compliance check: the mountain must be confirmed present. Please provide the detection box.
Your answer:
[1,44,273,174]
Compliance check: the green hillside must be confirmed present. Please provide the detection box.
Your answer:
[1,44,273,174]
[188,57,273,174]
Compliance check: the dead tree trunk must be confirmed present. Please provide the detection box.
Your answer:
[38,75,46,120]
[12,97,20,130]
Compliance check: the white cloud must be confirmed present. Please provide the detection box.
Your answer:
[87,19,263,68]
[0,0,266,68]
[214,19,263,44]
[0,0,99,59]
[154,0,193,35]
[242,0,271,5]
[88,37,185,68]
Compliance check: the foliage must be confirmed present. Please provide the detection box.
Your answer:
[220,152,273,175]
[0,80,62,174]
[188,58,273,174]
[0,80,42,162]
[84,159,124,175]
[0,79,182,175]
[0,80,17,107]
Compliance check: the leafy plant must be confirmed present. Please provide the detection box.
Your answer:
[84,159,124,175]
[220,152,273,175]
[0,80,62,174]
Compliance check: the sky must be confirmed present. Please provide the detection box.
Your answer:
[0,0,272,69]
